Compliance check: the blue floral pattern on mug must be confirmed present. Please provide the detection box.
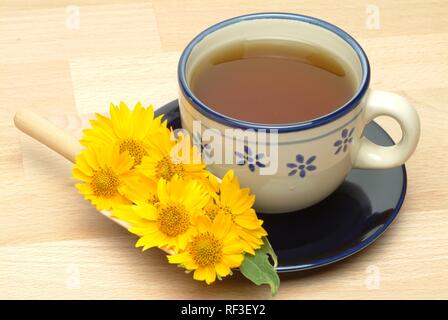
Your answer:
[235,145,267,172]
[334,127,355,154]
[287,154,317,178]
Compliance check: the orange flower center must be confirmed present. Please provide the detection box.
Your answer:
[203,204,233,221]
[155,156,185,180]
[91,167,119,198]
[119,138,147,166]
[157,203,190,237]
[189,232,223,267]
[147,193,158,205]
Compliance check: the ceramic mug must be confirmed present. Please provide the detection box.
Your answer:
[177,13,420,213]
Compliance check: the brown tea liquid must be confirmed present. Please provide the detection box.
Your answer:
[190,39,357,124]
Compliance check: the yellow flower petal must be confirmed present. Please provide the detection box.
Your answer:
[204,266,216,284]
[212,212,232,240]
[193,267,207,282]
[215,262,231,277]
[222,254,244,268]
[72,168,90,182]
[74,156,94,176]
[134,202,157,220]
[135,231,163,250]
[234,211,263,230]
[167,252,190,265]
[156,178,169,204]
[83,149,100,171]
[222,240,245,255]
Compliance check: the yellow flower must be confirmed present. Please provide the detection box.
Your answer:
[81,102,166,167]
[113,175,210,250]
[119,174,159,204]
[204,170,267,255]
[168,213,244,284]
[72,145,140,210]
[137,129,208,181]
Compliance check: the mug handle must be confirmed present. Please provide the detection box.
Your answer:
[353,90,420,169]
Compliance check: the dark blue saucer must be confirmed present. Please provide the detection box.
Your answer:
[156,100,407,273]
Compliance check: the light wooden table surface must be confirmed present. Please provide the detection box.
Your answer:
[1,0,447,299]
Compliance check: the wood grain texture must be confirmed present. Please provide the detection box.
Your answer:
[1,0,447,299]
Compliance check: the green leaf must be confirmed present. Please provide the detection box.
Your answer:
[240,237,280,295]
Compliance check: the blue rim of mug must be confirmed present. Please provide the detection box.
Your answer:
[178,12,371,133]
